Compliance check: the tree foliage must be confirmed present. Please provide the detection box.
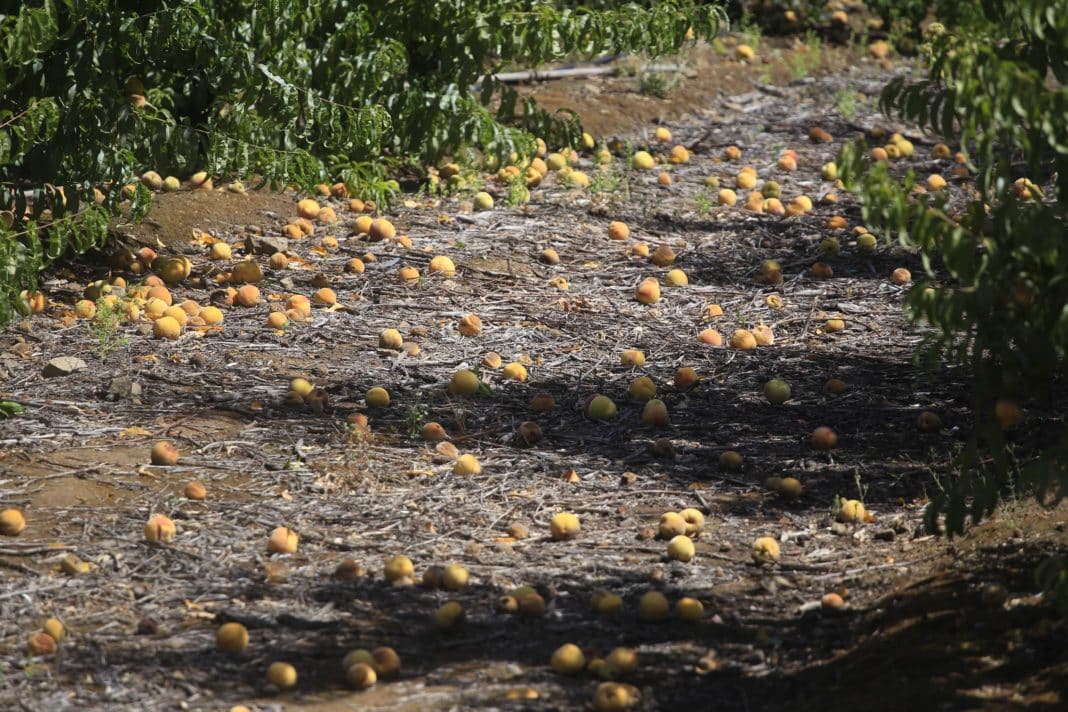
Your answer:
[0,0,725,325]
[837,1,1068,537]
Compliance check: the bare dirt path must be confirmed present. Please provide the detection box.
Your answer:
[1,39,1065,711]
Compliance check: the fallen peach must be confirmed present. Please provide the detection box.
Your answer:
[608,221,630,241]
[313,287,337,305]
[550,512,581,540]
[752,536,781,563]
[638,591,670,622]
[144,514,176,543]
[384,555,414,582]
[448,370,481,396]
[891,267,911,285]
[837,499,866,523]
[594,682,640,712]
[678,508,704,536]
[0,508,26,536]
[641,399,669,427]
[810,262,834,279]
[297,198,321,220]
[650,245,675,267]
[621,349,645,367]
[231,259,263,284]
[429,255,456,276]
[346,661,377,689]
[453,453,482,475]
[764,378,791,405]
[586,394,617,421]
[27,632,57,657]
[821,592,844,609]
[674,367,699,390]
[697,328,723,346]
[667,535,695,562]
[675,597,704,622]
[811,426,838,451]
[994,399,1024,429]
[421,422,447,441]
[730,329,757,350]
[151,441,180,466]
[153,315,182,340]
[458,314,482,337]
[635,278,661,304]
[719,450,744,471]
[266,661,297,690]
[824,318,845,333]
[366,387,390,407]
[434,601,465,630]
[516,421,543,446]
[591,590,624,616]
[752,324,774,346]
[442,563,469,590]
[664,268,687,286]
[659,512,687,539]
[551,643,586,675]
[531,393,556,412]
[184,481,207,500]
[267,526,299,554]
[42,618,65,643]
[369,218,396,242]
[825,378,847,395]
[628,375,656,402]
[502,362,528,382]
[372,646,401,677]
[379,328,404,350]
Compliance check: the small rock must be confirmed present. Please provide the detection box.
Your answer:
[106,376,142,400]
[873,528,896,542]
[830,522,849,536]
[245,234,288,255]
[42,356,86,378]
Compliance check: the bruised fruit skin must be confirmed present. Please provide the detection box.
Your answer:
[27,632,57,656]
